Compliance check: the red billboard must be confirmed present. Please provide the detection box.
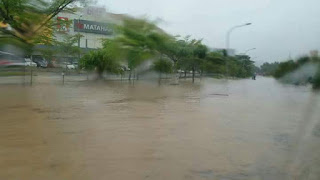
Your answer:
[57,17,69,33]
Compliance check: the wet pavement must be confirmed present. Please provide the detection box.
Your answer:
[0,77,319,180]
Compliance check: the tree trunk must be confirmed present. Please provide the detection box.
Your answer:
[129,70,132,81]
[184,71,187,78]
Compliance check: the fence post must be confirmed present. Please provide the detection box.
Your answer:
[30,70,33,86]
[87,71,89,81]
[62,71,65,85]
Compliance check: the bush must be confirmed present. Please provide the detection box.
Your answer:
[273,60,298,78]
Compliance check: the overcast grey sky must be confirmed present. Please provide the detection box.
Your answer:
[98,0,320,64]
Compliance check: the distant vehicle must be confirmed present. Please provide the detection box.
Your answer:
[60,62,76,69]
[72,62,79,69]
[66,64,76,69]
[31,55,48,68]
[24,58,37,67]
[0,51,25,67]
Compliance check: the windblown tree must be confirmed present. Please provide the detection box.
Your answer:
[260,62,280,76]
[56,34,83,62]
[313,65,320,89]
[158,36,195,73]
[0,0,87,48]
[79,39,123,78]
[115,18,171,80]
[153,58,173,82]
[202,52,226,75]
[271,55,320,89]
[176,37,208,82]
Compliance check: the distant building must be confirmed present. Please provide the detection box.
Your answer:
[33,6,128,62]
[55,6,126,49]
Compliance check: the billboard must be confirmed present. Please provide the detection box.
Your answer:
[57,17,69,33]
[74,20,113,35]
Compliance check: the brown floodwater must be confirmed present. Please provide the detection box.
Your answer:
[1,76,320,180]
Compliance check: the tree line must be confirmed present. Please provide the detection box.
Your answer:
[1,0,256,82]
[79,18,256,82]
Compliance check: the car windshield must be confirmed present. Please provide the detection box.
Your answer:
[0,1,320,180]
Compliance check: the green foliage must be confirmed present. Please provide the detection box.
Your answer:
[115,18,164,70]
[260,62,279,76]
[271,55,320,89]
[272,56,320,79]
[39,47,55,63]
[194,44,207,59]
[56,34,82,58]
[0,0,78,45]
[176,38,205,69]
[80,17,255,81]
[273,60,299,78]
[197,51,255,78]
[313,65,320,89]
[153,58,173,74]
[79,39,122,78]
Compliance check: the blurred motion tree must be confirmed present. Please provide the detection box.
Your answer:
[0,0,86,50]
[270,55,320,89]
[273,60,299,78]
[115,18,172,80]
[260,62,280,76]
[153,58,173,74]
[313,65,320,89]
[56,34,83,62]
[79,39,123,78]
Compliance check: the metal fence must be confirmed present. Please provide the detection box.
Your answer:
[0,67,225,86]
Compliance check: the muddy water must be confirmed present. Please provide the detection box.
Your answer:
[1,77,319,180]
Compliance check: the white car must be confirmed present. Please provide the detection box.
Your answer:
[66,64,76,69]
[24,58,37,67]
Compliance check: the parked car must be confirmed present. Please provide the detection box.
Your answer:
[0,51,25,67]
[66,64,76,69]
[72,62,79,69]
[31,55,48,68]
[24,58,37,67]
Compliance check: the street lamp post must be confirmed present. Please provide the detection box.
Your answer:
[78,15,82,62]
[224,23,252,79]
[244,48,256,55]
[225,23,252,56]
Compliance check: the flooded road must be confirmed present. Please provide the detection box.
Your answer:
[1,77,320,180]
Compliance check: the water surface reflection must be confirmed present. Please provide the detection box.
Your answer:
[0,77,319,180]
